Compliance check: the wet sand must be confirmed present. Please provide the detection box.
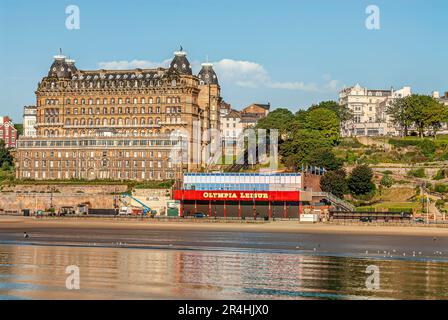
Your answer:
[1,217,448,259]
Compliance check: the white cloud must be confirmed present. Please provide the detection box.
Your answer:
[97,57,339,93]
[212,59,338,92]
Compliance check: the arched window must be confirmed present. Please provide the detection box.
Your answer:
[110,118,115,125]
[125,118,130,125]
[155,117,161,124]
[141,107,145,114]
[103,118,108,126]
[66,99,71,105]
[141,118,146,125]
[133,118,138,125]
[149,118,153,125]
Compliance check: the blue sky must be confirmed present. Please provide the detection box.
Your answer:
[0,0,447,122]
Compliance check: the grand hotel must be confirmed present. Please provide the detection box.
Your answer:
[15,49,222,181]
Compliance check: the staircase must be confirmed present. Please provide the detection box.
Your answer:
[313,192,356,212]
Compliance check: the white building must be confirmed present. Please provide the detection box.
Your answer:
[339,84,412,137]
[23,105,37,137]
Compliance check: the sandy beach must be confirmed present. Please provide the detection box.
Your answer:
[1,216,448,259]
[1,216,448,236]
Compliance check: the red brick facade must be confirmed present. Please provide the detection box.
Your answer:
[0,116,17,148]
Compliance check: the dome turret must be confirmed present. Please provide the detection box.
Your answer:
[198,62,219,85]
[169,49,192,75]
[48,54,73,79]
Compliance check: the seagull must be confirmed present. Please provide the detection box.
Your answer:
[23,232,29,239]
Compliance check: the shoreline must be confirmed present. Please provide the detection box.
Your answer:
[2,216,448,236]
[1,217,448,260]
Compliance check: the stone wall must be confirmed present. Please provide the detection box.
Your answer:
[0,184,128,213]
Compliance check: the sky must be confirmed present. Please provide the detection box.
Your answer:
[0,0,447,122]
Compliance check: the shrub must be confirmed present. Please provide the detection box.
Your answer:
[348,165,375,196]
[380,175,394,188]
[435,184,448,193]
[433,169,446,180]
[407,168,426,178]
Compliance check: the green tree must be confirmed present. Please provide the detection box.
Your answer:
[320,169,348,198]
[305,148,343,171]
[388,95,446,137]
[14,124,23,137]
[348,165,375,196]
[387,97,413,137]
[309,100,352,122]
[255,108,294,139]
[280,130,332,170]
[0,140,13,168]
[303,108,340,144]
[408,95,446,137]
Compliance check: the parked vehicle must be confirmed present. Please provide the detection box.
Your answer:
[415,217,425,223]
[194,212,207,218]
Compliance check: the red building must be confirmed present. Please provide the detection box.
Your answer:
[0,116,17,148]
[173,173,313,219]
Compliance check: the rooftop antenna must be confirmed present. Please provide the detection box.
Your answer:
[180,45,183,52]
[206,54,209,63]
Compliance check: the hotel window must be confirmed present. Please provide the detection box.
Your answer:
[103,98,108,104]
[141,98,146,104]
[126,98,130,104]
[156,97,161,104]
[156,107,160,114]
[133,107,138,114]
[66,99,71,105]
[74,99,78,105]
[111,98,115,104]
[118,98,123,105]
[81,99,85,105]
[149,98,153,104]
[133,98,138,104]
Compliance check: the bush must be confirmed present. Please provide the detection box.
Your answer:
[435,184,448,193]
[348,165,375,196]
[380,175,394,188]
[433,169,446,180]
[407,168,426,178]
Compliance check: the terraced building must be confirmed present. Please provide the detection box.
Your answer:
[15,49,222,181]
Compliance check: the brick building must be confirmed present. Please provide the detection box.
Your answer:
[0,116,17,148]
[15,49,222,180]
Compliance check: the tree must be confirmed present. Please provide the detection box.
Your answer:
[387,97,413,137]
[305,148,343,171]
[348,165,375,196]
[255,108,294,139]
[388,95,446,137]
[303,108,340,144]
[309,100,352,122]
[14,124,23,137]
[280,130,332,170]
[407,95,445,137]
[0,140,13,169]
[320,169,348,198]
